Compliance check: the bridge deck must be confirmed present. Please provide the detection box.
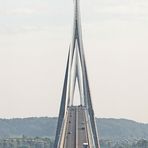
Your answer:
[64,106,89,148]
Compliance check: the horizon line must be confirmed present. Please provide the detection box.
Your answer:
[0,116,147,124]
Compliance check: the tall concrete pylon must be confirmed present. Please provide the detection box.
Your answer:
[54,0,100,147]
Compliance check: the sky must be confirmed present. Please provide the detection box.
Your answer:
[0,0,148,123]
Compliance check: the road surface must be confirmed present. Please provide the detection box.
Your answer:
[63,106,89,148]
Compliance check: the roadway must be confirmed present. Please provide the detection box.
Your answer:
[64,106,89,148]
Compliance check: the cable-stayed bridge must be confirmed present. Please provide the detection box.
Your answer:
[54,0,100,147]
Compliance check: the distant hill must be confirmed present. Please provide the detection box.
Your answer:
[0,117,148,141]
[97,118,148,141]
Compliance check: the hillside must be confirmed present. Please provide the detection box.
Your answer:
[0,117,148,141]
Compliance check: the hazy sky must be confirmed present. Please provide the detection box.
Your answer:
[0,0,148,123]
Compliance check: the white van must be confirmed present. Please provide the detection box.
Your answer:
[83,143,88,148]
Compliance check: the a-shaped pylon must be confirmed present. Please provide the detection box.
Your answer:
[54,0,100,147]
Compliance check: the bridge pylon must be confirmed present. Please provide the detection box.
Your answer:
[54,0,100,147]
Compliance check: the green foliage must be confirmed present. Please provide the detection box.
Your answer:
[100,139,148,148]
[0,137,53,148]
[0,117,148,142]
[0,137,147,148]
[96,118,148,141]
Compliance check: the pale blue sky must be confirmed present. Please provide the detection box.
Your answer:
[0,0,148,123]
